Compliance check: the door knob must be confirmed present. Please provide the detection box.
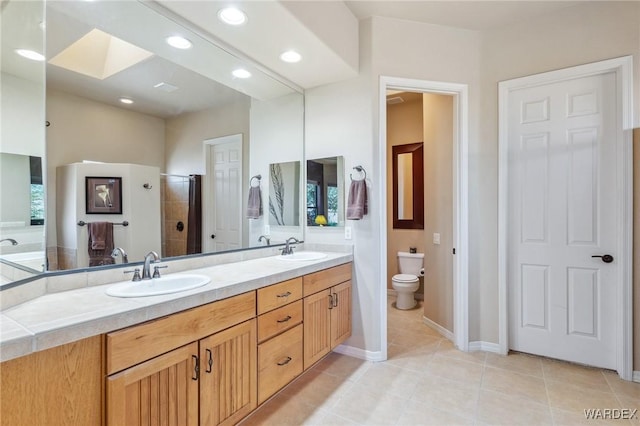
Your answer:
[210,234,216,239]
[592,254,614,263]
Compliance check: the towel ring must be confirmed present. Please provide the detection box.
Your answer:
[350,166,366,181]
[250,174,262,187]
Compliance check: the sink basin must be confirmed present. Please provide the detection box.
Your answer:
[276,251,328,262]
[106,274,210,297]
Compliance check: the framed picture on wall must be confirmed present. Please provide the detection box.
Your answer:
[86,176,122,214]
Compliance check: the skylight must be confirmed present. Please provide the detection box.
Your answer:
[48,28,153,80]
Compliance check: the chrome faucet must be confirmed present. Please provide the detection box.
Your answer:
[142,251,160,280]
[111,247,129,264]
[281,237,300,255]
[0,238,18,246]
[258,235,271,246]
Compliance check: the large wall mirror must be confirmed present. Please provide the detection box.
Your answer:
[392,143,424,229]
[0,0,304,286]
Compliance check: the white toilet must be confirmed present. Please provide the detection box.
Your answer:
[392,251,424,310]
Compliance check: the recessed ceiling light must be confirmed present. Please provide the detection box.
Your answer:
[280,50,302,63]
[166,36,192,50]
[15,49,45,61]
[218,7,247,25]
[119,97,134,104]
[232,69,251,79]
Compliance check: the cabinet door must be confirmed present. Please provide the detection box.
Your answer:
[199,319,257,426]
[330,280,352,349]
[106,342,199,426]
[303,289,332,370]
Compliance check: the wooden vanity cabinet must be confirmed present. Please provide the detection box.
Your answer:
[303,263,352,370]
[256,277,304,404]
[105,292,257,426]
[0,335,103,426]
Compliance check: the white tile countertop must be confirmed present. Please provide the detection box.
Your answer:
[0,249,353,362]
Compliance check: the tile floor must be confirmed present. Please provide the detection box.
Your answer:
[241,296,640,425]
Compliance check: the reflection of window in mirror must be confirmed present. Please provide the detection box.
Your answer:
[306,157,344,227]
[30,156,45,225]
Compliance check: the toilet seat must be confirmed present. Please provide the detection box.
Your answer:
[392,273,418,283]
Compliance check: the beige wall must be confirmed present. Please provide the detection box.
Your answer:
[45,90,165,250]
[422,94,454,332]
[164,96,250,176]
[480,0,640,358]
[306,2,639,358]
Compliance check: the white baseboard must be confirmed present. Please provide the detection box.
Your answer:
[422,316,455,341]
[334,344,385,362]
[468,341,502,353]
[633,371,640,383]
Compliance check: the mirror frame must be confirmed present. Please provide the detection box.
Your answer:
[392,142,424,229]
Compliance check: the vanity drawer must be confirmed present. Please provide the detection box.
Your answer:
[303,262,352,296]
[257,277,302,314]
[258,324,303,404]
[107,291,256,375]
[257,300,303,343]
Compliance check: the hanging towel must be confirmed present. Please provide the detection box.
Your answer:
[346,179,368,220]
[247,186,263,219]
[88,222,115,266]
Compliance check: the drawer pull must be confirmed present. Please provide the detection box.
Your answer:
[277,315,292,323]
[206,349,213,373]
[328,294,334,310]
[277,356,292,366]
[192,355,199,381]
[277,291,292,298]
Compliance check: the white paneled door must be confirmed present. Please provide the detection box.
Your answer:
[507,72,618,369]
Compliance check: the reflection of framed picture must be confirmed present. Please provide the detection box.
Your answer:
[86,177,122,214]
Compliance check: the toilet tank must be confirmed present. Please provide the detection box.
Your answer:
[397,251,424,275]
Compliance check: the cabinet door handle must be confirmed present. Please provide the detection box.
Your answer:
[277,315,292,323]
[333,292,338,307]
[277,356,292,366]
[192,355,199,381]
[277,291,292,298]
[206,349,213,373]
[328,294,334,309]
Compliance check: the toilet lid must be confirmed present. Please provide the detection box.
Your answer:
[393,274,418,282]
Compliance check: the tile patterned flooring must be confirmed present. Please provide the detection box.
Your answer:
[241,297,640,425]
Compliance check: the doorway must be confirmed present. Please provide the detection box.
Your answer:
[498,57,633,379]
[379,76,470,359]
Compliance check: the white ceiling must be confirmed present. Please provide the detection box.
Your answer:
[344,1,583,31]
[2,1,613,120]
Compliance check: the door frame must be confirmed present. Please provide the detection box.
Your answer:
[203,133,243,253]
[498,56,633,379]
[379,76,470,356]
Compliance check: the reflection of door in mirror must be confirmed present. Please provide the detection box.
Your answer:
[269,161,300,227]
[204,135,243,252]
[306,157,344,227]
[392,143,424,229]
